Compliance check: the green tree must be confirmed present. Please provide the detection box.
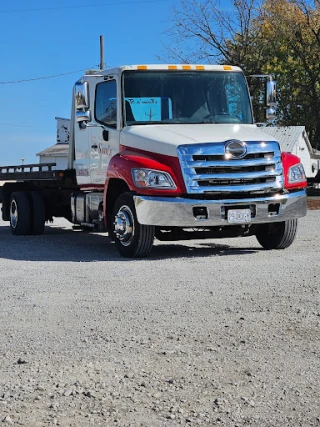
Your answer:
[259,0,320,147]
[164,0,320,148]
[163,0,262,69]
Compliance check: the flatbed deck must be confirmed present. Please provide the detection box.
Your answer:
[0,163,65,181]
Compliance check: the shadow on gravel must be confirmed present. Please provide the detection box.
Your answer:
[149,242,258,259]
[0,224,258,262]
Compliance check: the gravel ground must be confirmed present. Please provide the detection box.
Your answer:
[0,211,319,427]
[308,197,320,210]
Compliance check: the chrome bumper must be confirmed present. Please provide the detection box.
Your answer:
[134,190,307,227]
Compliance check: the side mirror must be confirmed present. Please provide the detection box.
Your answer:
[74,81,91,123]
[75,82,89,110]
[76,110,92,123]
[265,79,277,120]
[266,80,277,106]
[266,106,277,120]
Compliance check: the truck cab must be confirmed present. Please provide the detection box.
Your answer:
[72,64,255,186]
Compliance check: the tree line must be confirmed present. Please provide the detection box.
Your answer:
[164,0,320,148]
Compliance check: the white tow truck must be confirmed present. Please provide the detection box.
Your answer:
[0,64,307,257]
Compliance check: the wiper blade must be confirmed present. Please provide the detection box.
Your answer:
[126,120,162,125]
[126,119,219,125]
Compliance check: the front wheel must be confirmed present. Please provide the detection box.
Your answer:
[113,193,155,258]
[256,219,298,250]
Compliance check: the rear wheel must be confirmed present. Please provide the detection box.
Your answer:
[256,219,298,250]
[113,193,155,258]
[29,191,45,234]
[10,192,31,235]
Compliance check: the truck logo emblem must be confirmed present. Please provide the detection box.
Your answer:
[225,139,247,159]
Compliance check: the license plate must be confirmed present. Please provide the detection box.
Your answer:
[227,208,251,224]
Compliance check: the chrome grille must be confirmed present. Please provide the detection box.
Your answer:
[177,141,284,194]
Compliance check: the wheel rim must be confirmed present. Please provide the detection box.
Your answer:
[10,200,18,229]
[114,205,134,246]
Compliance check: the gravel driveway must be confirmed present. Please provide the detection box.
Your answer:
[0,211,319,426]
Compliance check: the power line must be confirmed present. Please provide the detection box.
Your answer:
[0,123,38,127]
[1,0,168,14]
[0,67,96,85]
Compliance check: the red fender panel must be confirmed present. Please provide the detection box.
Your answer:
[106,145,186,196]
[281,152,307,190]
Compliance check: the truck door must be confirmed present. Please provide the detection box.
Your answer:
[73,110,91,186]
[90,79,120,185]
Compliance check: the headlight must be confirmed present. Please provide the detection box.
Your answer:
[132,168,176,189]
[288,163,306,183]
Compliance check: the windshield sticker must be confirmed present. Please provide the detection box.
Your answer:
[125,97,172,122]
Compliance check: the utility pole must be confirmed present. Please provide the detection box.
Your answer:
[100,35,104,71]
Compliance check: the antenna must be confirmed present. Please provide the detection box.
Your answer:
[100,35,104,71]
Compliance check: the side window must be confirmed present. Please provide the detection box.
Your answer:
[95,80,117,127]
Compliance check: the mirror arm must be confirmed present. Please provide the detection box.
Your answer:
[82,122,104,129]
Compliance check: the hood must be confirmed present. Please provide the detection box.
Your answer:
[120,124,279,157]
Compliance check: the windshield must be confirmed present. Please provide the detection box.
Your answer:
[123,70,253,126]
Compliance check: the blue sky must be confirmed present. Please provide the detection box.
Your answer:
[0,0,179,166]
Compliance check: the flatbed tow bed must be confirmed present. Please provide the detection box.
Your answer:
[0,163,78,223]
[0,162,65,182]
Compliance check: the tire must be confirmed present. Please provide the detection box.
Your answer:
[29,191,45,235]
[113,192,155,258]
[256,219,298,250]
[10,192,31,235]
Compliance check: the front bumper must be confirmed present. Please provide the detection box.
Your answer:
[134,190,307,227]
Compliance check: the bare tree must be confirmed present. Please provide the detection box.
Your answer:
[162,0,262,70]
